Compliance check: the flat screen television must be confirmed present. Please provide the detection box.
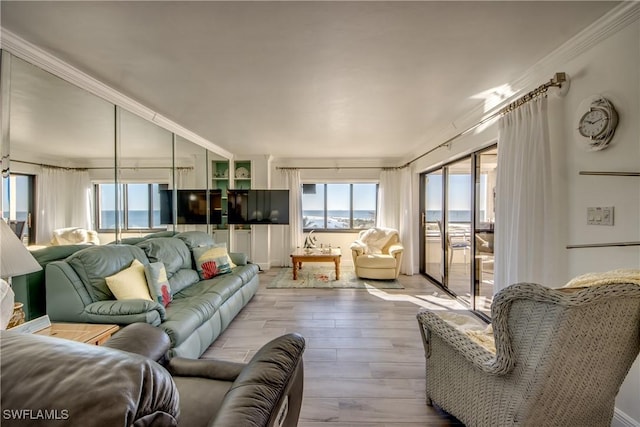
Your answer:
[160,189,222,225]
[227,189,290,225]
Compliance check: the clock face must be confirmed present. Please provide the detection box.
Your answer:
[578,109,609,138]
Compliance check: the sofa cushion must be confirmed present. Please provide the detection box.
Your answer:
[177,273,244,304]
[169,269,200,295]
[193,244,233,279]
[67,245,148,301]
[232,264,260,285]
[174,231,215,250]
[106,259,153,301]
[137,237,192,278]
[162,293,224,346]
[145,262,173,307]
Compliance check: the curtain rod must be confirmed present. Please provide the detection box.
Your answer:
[566,241,640,249]
[399,72,568,169]
[12,159,193,171]
[276,166,395,171]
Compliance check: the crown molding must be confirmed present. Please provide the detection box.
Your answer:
[409,1,640,166]
[0,28,233,160]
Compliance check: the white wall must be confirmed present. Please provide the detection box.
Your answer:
[560,19,640,426]
[411,14,640,425]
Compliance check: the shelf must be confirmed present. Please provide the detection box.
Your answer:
[579,171,640,176]
[566,241,640,249]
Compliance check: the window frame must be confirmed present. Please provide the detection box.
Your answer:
[302,182,378,232]
[94,183,168,232]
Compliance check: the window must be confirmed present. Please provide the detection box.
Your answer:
[95,183,168,231]
[302,183,377,230]
[2,173,35,244]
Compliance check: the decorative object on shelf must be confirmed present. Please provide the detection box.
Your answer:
[7,302,25,328]
[1,219,43,329]
[303,230,317,249]
[223,169,228,178]
[235,167,249,178]
[576,96,619,151]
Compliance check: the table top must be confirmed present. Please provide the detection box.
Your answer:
[291,247,341,257]
[35,323,119,344]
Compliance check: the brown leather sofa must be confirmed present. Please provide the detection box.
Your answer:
[0,323,305,426]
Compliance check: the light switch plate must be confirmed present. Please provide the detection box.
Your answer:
[587,206,614,226]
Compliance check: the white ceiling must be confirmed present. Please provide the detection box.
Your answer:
[1,1,619,163]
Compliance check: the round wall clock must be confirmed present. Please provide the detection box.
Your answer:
[576,96,618,151]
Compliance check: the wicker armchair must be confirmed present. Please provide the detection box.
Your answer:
[417,282,640,427]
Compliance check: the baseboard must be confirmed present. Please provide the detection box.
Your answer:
[255,261,271,272]
[613,408,640,427]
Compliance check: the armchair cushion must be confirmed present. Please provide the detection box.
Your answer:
[0,330,180,426]
[354,254,397,269]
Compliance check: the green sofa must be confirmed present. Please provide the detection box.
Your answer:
[44,231,259,358]
[13,244,95,320]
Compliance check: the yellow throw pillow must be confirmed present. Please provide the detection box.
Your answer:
[105,259,153,301]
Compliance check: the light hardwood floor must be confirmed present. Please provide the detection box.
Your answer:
[201,268,468,426]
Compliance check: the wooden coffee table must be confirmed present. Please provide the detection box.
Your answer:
[35,323,119,345]
[290,248,341,280]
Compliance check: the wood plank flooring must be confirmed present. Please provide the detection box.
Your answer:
[201,268,468,426]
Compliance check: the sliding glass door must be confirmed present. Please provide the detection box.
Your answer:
[420,145,497,316]
[423,170,443,284]
[446,158,472,303]
[473,148,497,316]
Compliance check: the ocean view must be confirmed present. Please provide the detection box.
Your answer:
[100,210,163,229]
[303,210,375,229]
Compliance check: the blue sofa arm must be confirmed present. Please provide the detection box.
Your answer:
[83,300,166,326]
[229,252,248,266]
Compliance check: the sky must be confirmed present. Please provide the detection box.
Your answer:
[425,173,485,211]
[302,183,377,211]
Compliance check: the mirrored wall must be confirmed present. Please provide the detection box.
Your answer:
[1,50,226,246]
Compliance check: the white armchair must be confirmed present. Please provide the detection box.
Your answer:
[350,228,403,279]
[51,227,100,246]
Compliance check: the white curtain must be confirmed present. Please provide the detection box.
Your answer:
[280,169,303,266]
[494,96,553,292]
[175,167,194,189]
[378,167,415,275]
[36,167,93,244]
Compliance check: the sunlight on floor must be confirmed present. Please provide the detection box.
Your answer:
[364,284,468,311]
